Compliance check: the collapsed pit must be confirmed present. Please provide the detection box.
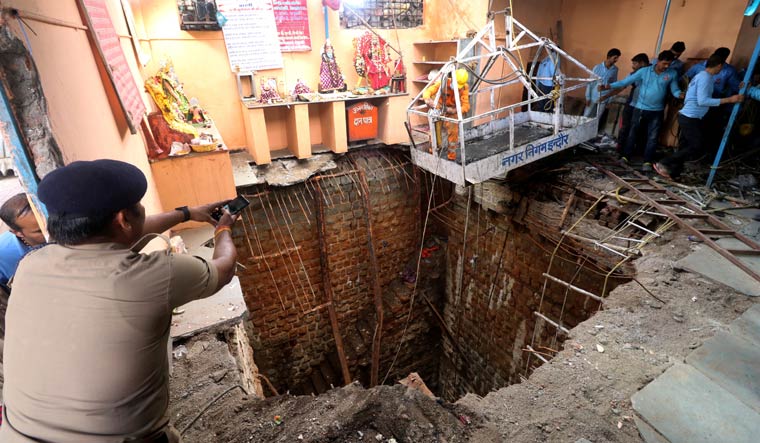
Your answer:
[232,149,636,401]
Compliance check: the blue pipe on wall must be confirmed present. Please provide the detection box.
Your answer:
[324,5,329,40]
[654,0,672,55]
[706,34,760,187]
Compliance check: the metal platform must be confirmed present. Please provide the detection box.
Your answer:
[407,12,600,185]
[411,111,597,185]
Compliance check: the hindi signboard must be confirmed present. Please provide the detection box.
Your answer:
[272,0,311,52]
[217,0,284,72]
[78,0,146,134]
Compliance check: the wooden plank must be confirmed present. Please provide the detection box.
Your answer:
[635,188,668,193]
[314,182,351,386]
[241,105,271,165]
[698,229,736,236]
[320,101,347,154]
[287,104,311,159]
[150,151,236,229]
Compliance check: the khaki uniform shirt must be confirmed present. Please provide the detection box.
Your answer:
[0,242,218,442]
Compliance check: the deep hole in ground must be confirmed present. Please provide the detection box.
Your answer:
[230,148,639,401]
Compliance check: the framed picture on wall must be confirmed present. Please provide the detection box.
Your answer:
[178,0,221,31]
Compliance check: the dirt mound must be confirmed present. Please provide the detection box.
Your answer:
[184,382,501,442]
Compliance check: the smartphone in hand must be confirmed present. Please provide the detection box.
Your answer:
[212,195,250,221]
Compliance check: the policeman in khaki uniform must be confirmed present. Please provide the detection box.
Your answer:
[0,160,238,442]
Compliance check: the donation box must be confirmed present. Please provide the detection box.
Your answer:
[347,101,378,141]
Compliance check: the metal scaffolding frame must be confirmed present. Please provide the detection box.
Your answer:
[406,12,600,185]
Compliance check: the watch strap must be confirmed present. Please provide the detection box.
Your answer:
[175,205,191,222]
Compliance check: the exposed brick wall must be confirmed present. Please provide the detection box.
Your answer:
[436,184,633,401]
[233,150,445,394]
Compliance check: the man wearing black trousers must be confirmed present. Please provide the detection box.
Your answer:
[654,54,744,180]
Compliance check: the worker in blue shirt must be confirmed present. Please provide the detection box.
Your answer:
[0,194,45,293]
[685,47,742,155]
[685,47,741,98]
[617,53,651,153]
[532,50,561,112]
[654,54,743,180]
[584,48,621,133]
[601,51,684,171]
[651,42,686,77]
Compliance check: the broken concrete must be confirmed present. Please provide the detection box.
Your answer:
[230,150,337,187]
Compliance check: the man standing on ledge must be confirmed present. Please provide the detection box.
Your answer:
[601,50,684,172]
[1,159,238,442]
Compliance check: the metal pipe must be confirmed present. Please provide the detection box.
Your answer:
[707,33,760,187]
[654,0,672,55]
[323,5,329,40]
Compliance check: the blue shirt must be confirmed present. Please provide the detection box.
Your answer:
[686,61,740,98]
[537,55,561,87]
[651,57,685,77]
[586,61,619,104]
[679,70,722,119]
[0,231,31,287]
[609,65,682,111]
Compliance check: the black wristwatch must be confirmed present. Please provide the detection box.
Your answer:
[175,206,191,222]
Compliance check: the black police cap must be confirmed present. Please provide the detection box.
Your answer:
[38,159,148,217]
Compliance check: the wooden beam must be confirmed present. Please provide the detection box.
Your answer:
[351,163,384,387]
[314,182,352,386]
[287,104,311,159]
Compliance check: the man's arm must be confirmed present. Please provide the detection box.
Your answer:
[603,68,642,91]
[716,92,744,106]
[459,85,470,114]
[727,68,742,96]
[599,67,619,101]
[142,200,229,235]
[167,210,238,308]
[669,74,684,99]
[210,210,238,291]
[696,76,722,108]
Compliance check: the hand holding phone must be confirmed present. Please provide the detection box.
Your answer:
[212,195,250,221]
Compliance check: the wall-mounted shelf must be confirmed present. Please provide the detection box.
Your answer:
[240,93,409,165]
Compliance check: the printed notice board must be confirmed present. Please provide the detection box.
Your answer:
[272,0,311,52]
[78,0,146,134]
[217,0,284,72]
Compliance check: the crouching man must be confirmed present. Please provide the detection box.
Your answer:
[1,159,238,442]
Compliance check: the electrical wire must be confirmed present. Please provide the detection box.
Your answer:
[180,385,246,436]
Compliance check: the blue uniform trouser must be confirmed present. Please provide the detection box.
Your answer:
[623,108,663,163]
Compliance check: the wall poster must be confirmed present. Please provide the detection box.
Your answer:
[77,0,146,134]
[272,0,311,52]
[216,0,284,72]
